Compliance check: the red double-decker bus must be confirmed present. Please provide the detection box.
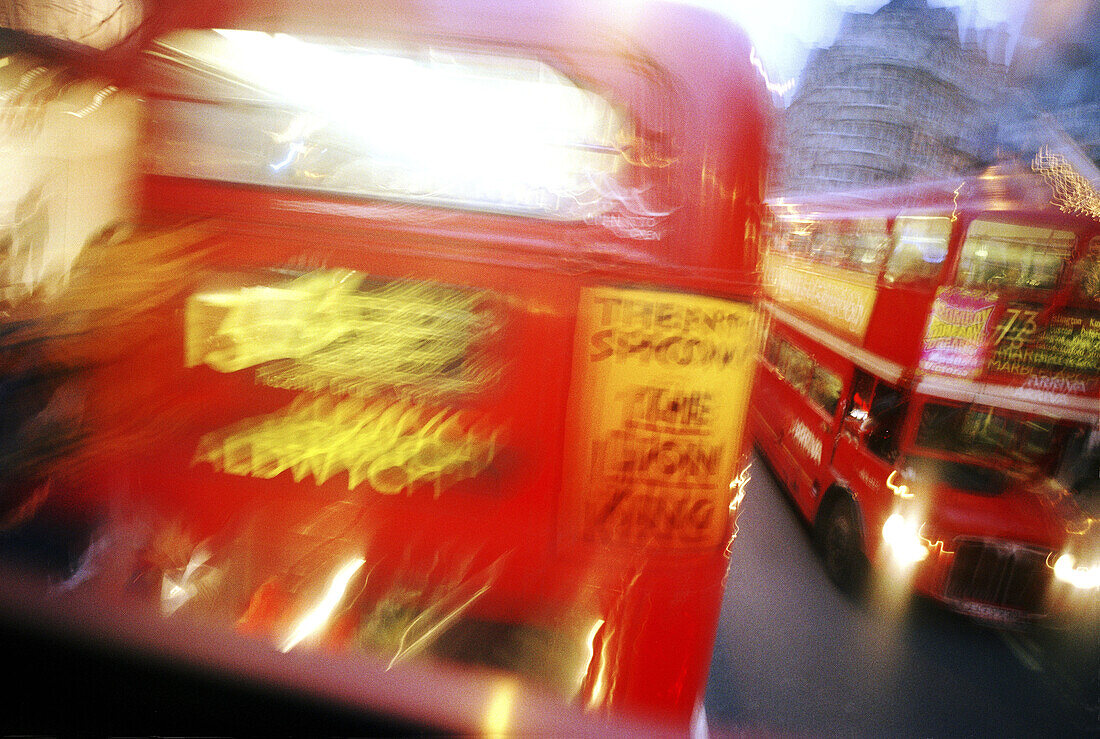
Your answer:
[753,166,1099,625]
[1,0,771,730]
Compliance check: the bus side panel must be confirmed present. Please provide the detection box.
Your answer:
[829,428,895,564]
[751,363,808,511]
[751,327,832,521]
[864,284,940,368]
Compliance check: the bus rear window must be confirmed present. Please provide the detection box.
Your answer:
[956,220,1074,291]
[142,29,634,220]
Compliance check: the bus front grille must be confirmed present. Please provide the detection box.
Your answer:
[944,539,1052,616]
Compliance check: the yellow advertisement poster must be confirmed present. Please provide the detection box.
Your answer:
[763,255,877,339]
[564,287,760,549]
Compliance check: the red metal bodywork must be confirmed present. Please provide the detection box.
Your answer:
[754,170,1099,625]
[11,0,773,727]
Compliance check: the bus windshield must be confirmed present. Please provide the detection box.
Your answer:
[914,401,1058,471]
[956,220,1075,292]
[904,453,1014,497]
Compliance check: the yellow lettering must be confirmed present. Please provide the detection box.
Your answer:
[192,395,501,496]
[187,273,501,398]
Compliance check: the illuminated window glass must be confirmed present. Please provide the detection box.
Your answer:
[775,339,812,392]
[807,365,843,415]
[772,217,815,258]
[142,29,636,220]
[956,220,1075,291]
[1074,236,1100,302]
[884,216,950,284]
[847,218,889,274]
[811,220,847,265]
[916,403,1055,467]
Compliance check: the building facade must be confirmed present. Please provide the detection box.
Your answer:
[772,0,1007,195]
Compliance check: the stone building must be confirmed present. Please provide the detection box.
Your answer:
[771,0,1008,195]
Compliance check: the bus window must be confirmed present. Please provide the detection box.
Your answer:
[866,391,907,462]
[883,215,950,284]
[1073,236,1100,302]
[1020,419,1059,462]
[777,340,813,392]
[815,220,851,267]
[786,219,816,258]
[916,403,1057,469]
[807,220,835,263]
[763,330,784,367]
[846,369,906,462]
[143,30,631,221]
[848,218,890,274]
[808,365,843,415]
[956,220,1074,291]
[846,368,876,424]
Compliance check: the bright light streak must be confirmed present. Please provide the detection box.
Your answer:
[66,84,118,119]
[1052,553,1100,590]
[270,142,306,172]
[580,617,605,686]
[886,470,912,499]
[750,47,797,96]
[280,557,365,652]
[726,464,752,554]
[584,618,609,710]
[159,544,214,615]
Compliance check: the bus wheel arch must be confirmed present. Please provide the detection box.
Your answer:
[813,486,869,597]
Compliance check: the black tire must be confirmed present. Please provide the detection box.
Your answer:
[816,495,868,597]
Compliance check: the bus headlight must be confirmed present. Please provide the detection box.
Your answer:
[882,513,929,566]
[1052,553,1100,590]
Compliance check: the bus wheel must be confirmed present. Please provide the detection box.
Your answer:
[816,496,867,597]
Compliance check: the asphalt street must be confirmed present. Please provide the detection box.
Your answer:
[704,454,1100,738]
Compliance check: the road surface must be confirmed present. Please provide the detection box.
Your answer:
[705,455,1099,737]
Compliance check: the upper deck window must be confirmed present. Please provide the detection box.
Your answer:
[141,29,633,220]
[848,218,891,274]
[769,217,887,275]
[1073,236,1100,302]
[883,216,950,284]
[955,220,1075,292]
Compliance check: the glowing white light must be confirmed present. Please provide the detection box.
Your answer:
[280,557,365,652]
[882,513,929,566]
[270,142,306,172]
[483,679,519,738]
[584,618,609,710]
[188,30,627,217]
[1052,553,1100,590]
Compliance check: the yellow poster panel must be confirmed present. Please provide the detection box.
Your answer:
[763,255,877,339]
[565,286,761,549]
